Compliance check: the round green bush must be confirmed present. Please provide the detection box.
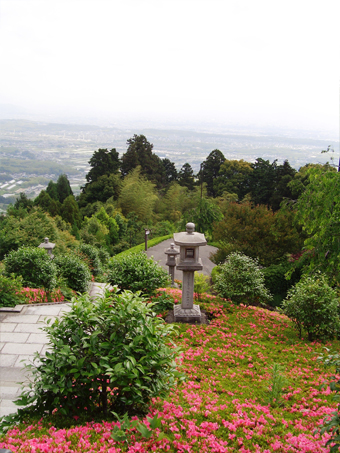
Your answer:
[214,252,272,305]
[54,254,91,293]
[282,273,340,341]
[107,252,170,295]
[4,246,57,290]
[17,290,183,418]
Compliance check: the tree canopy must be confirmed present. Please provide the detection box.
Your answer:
[201,149,225,197]
[121,135,165,189]
[86,148,120,184]
[178,163,195,191]
[295,166,340,283]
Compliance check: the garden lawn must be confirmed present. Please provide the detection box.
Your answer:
[1,291,339,452]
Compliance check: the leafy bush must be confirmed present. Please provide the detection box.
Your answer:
[16,290,183,418]
[211,202,303,267]
[76,243,102,276]
[194,272,210,300]
[214,252,272,306]
[147,290,176,315]
[210,265,222,285]
[97,247,110,265]
[4,247,57,290]
[262,262,302,307]
[282,273,340,341]
[107,252,170,295]
[54,254,91,293]
[0,273,23,307]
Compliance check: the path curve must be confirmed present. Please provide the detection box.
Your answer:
[146,238,218,278]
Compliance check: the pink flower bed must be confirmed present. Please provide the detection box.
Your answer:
[1,290,339,452]
[18,287,65,304]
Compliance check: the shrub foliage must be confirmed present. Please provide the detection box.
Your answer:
[107,252,170,295]
[282,273,340,341]
[54,254,91,293]
[16,290,183,418]
[4,246,57,290]
[0,273,23,307]
[214,252,272,305]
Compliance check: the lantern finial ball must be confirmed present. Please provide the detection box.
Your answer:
[186,222,195,234]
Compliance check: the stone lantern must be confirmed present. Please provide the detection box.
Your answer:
[165,243,180,287]
[38,237,55,259]
[173,222,207,323]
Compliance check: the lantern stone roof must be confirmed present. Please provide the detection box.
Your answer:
[38,237,55,250]
[173,223,207,247]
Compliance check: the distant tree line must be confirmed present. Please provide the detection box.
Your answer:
[1,134,337,292]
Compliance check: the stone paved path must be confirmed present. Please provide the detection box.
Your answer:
[0,282,110,418]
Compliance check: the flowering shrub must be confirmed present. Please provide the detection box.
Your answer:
[18,287,65,304]
[1,291,340,452]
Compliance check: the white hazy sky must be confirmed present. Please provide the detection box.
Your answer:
[0,0,339,131]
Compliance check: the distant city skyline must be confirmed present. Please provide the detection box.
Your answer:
[0,0,339,134]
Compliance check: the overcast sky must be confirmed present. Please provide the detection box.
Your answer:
[0,0,339,132]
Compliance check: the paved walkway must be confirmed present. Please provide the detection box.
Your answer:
[0,283,110,418]
[146,238,218,278]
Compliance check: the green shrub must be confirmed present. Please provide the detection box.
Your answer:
[97,247,110,265]
[214,252,272,306]
[0,273,23,307]
[16,290,184,418]
[263,262,302,294]
[76,243,102,276]
[148,290,175,315]
[282,273,340,341]
[210,265,222,285]
[194,272,210,300]
[4,247,57,290]
[262,262,302,307]
[107,252,170,296]
[54,254,91,293]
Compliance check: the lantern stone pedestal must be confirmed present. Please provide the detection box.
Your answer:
[173,222,207,323]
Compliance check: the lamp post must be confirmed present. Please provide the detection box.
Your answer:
[144,229,151,251]
[38,237,55,259]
